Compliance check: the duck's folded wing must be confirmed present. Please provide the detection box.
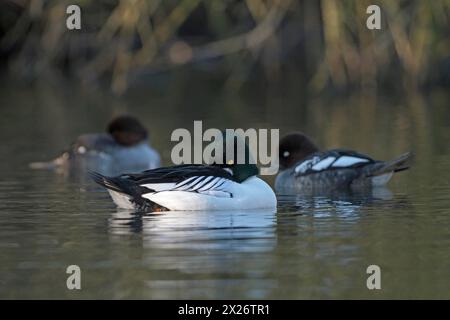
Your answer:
[142,175,234,198]
[294,149,377,176]
[120,165,236,197]
[124,164,231,182]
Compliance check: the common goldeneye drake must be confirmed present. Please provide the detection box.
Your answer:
[275,132,413,193]
[90,145,276,212]
[30,115,161,175]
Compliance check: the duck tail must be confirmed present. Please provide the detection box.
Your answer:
[89,171,129,194]
[367,152,414,177]
[89,172,168,212]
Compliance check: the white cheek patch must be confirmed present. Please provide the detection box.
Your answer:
[311,156,336,171]
[77,146,87,154]
[332,156,369,168]
[283,151,290,157]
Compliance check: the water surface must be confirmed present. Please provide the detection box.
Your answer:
[0,76,449,299]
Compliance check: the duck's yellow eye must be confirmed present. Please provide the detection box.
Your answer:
[227,159,234,165]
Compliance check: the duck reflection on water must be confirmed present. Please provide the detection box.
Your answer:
[276,186,413,219]
[107,209,277,252]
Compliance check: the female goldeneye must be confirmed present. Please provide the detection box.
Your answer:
[275,132,413,193]
[91,161,276,212]
[30,115,161,175]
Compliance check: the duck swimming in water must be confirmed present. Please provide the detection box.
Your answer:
[275,132,413,193]
[90,135,276,212]
[30,115,161,175]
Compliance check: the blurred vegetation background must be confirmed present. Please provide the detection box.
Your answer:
[0,0,449,95]
[1,2,449,300]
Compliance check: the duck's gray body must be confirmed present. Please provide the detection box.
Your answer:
[275,149,410,194]
[39,133,161,175]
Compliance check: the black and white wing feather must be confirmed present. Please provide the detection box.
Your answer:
[91,164,237,200]
[293,149,377,177]
[140,175,234,197]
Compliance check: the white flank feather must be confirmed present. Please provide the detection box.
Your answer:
[142,176,276,211]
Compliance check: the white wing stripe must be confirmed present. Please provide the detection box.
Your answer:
[311,156,336,171]
[183,176,205,190]
[214,180,229,191]
[174,176,204,190]
[173,176,197,189]
[197,177,221,191]
[332,156,369,167]
[191,176,215,191]
[210,177,227,190]
[140,182,176,192]
[295,156,320,174]
[140,174,234,195]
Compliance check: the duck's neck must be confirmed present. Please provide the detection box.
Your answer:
[231,164,259,183]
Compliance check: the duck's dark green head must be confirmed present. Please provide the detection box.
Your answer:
[213,131,259,183]
[227,163,259,183]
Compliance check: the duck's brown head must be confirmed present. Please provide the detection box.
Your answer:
[279,132,320,169]
[107,115,148,146]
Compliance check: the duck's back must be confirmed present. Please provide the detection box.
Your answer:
[112,142,161,173]
[275,149,378,193]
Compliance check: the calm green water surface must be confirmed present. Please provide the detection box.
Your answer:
[0,75,449,299]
